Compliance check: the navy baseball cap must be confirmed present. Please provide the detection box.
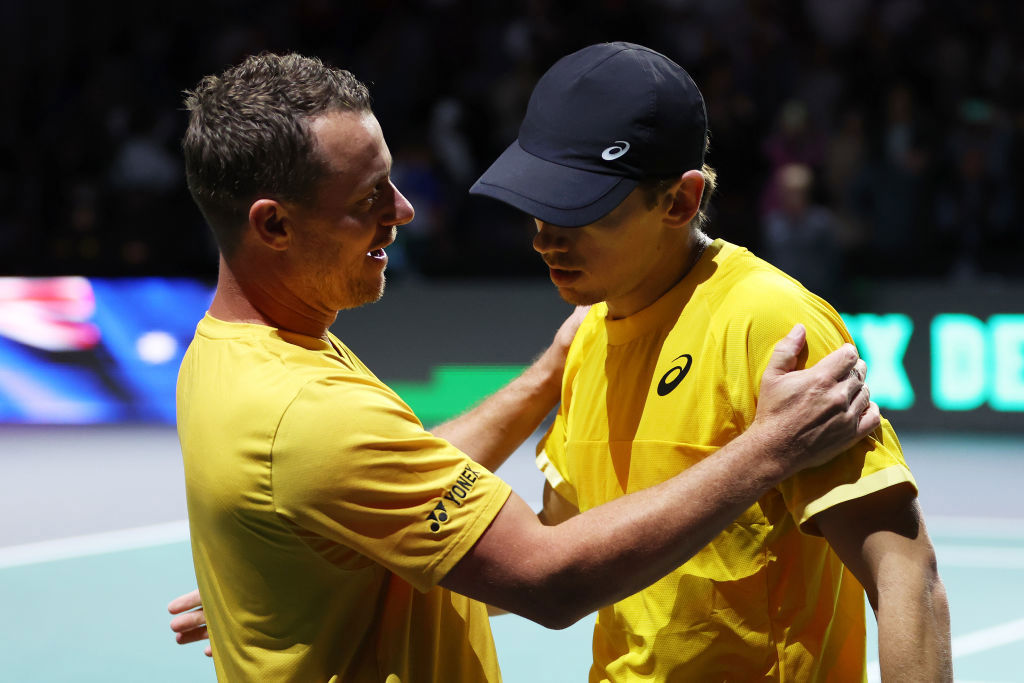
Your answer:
[470,42,707,227]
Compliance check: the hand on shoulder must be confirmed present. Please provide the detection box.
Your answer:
[750,324,880,478]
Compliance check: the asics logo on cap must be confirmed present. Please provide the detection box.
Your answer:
[601,140,630,161]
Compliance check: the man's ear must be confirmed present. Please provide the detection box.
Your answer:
[248,199,291,251]
[664,170,705,229]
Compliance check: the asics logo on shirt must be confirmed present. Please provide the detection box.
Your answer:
[601,141,630,161]
[657,354,693,396]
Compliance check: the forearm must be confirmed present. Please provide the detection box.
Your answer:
[875,560,952,681]
[446,424,789,628]
[816,489,953,682]
[540,426,785,623]
[432,346,562,472]
[443,324,878,627]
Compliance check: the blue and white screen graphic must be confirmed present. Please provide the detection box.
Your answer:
[0,277,213,424]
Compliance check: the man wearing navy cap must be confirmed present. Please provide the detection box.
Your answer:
[471,42,951,681]
[167,51,881,681]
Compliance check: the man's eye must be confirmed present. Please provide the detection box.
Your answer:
[363,184,386,206]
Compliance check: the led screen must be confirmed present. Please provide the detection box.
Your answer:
[1,278,1020,430]
[0,277,213,423]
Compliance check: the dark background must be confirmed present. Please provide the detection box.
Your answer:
[3,0,1023,300]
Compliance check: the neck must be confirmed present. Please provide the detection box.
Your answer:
[605,229,710,320]
[208,255,336,339]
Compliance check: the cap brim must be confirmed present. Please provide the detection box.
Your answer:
[469,141,638,227]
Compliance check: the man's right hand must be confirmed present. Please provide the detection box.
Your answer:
[168,589,212,657]
[751,324,880,478]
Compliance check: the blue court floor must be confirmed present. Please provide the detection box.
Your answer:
[1,427,1022,681]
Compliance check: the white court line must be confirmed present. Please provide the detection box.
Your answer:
[952,617,1024,658]
[0,520,190,569]
[868,617,1024,681]
[936,544,1024,570]
[2,521,1018,570]
[927,515,1024,541]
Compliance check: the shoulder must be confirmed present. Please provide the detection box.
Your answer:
[579,304,607,339]
[706,243,850,363]
[270,370,444,506]
[565,304,607,362]
[189,326,417,446]
[281,368,418,439]
[716,244,804,301]
[706,244,820,326]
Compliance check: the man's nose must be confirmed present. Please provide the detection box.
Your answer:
[533,221,571,254]
[384,182,415,228]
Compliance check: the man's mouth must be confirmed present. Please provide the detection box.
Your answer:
[544,255,581,269]
[368,233,395,260]
[549,267,583,286]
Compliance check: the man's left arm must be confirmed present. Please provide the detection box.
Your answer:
[814,484,952,682]
[432,306,588,472]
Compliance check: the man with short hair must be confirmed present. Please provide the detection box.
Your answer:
[470,42,951,681]
[171,52,878,681]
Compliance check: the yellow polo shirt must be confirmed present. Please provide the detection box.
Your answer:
[178,314,509,682]
[539,240,915,682]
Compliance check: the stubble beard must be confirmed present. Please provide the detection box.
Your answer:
[554,284,605,307]
[336,271,387,311]
[354,272,387,307]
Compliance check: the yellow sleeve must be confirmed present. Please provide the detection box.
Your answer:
[723,271,917,535]
[270,373,511,592]
[536,410,579,509]
[534,310,601,511]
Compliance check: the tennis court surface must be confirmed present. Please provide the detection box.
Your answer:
[1,427,1021,681]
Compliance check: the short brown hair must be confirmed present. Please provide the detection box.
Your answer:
[639,136,717,230]
[182,53,371,256]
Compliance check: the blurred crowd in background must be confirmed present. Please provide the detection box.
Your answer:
[3,0,1022,302]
